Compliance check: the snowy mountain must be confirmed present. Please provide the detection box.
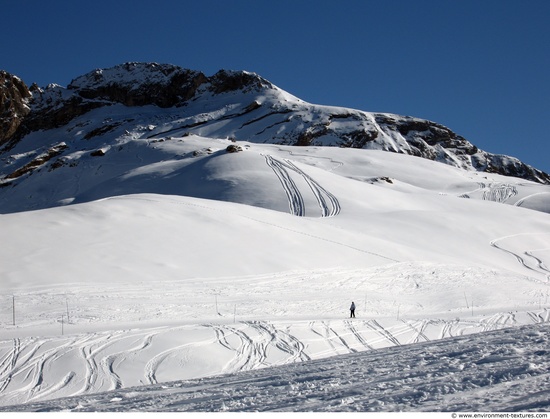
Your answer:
[1,62,549,215]
[0,62,549,412]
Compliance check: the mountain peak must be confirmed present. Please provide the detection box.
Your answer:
[67,62,196,89]
[65,63,273,102]
[66,62,207,107]
[1,62,549,187]
[21,63,277,121]
[208,68,273,94]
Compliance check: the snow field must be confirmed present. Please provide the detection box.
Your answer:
[2,321,549,412]
[0,259,549,407]
[1,132,549,410]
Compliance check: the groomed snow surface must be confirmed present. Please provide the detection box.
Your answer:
[1,138,550,412]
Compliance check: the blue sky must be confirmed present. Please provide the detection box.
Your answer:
[2,0,549,173]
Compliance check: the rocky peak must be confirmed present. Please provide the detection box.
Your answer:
[67,62,208,107]
[208,69,273,94]
[6,63,276,142]
[0,70,31,146]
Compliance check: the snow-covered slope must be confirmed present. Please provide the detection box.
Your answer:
[1,109,549,215]
[0,148,549,409]
[2,322,549,412]
[1,62,549,217]
[0,63,549,412]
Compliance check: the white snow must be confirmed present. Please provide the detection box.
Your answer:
[2,321,549,412]
[1,93,550,411]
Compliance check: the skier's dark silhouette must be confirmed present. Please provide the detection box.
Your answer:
[350,301,356,318]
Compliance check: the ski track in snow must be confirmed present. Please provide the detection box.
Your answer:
[264,154,340,217]
[491,233,550,282]
[2,321,550,412]
[459,182,518,204]
[264,154,305,216]
[1,311,549,408]
[482,183,518,203]
[282,159,341,217]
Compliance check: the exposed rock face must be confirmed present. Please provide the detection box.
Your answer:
[3,142,67,180]
[7,63,276,141]
[1,62,549,184]
[0,71,31,147]
[13,63,209,138]
[208,69,273,94]
[67,62,208,107]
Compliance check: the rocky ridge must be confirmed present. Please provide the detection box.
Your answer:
[1,62,549,185]
[0,70,32,146]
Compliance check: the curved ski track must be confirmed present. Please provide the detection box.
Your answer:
[264,154,340,217]
[1,312,549,407]
[490,233,550,281]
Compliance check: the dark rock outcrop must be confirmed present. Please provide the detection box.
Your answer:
[0,71,31,147]
[67,62,208,107]
[208,69,272,94]
[3,142,68,180]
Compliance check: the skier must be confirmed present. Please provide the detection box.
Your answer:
[350,301,356,318]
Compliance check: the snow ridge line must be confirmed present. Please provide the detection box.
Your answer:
[515,192,550,207]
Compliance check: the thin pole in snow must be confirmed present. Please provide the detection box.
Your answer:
[12,295,15,326]
[66,299,70,324]
[464,292,469,309]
